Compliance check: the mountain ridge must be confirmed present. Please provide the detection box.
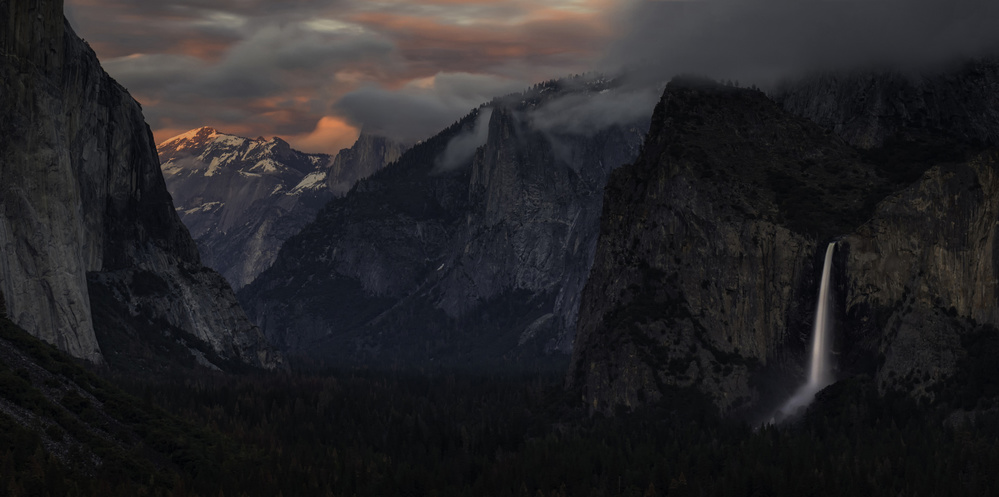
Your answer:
[159,126,402,289]
[239,76,653,368]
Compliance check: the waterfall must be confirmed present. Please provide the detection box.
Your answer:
[772,242,836,421]
[808,242,835,389]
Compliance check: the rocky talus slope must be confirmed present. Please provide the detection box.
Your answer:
[0,0,279,370]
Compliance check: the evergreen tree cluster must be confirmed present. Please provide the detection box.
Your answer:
[1,317,998,496]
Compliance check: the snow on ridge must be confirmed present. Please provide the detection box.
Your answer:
[213,134,248,148]
[158,126,218,149]
[291,170,328,195]
[249,158,288,174]
[182,201,223,216]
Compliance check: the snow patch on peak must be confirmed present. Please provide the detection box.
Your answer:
[291,170,328,195]
[159,126,219,149]
[212,134,248,148]
[249,158,287,174]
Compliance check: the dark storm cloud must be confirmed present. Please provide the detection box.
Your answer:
[335,73,523,144]
[604,0,999,88]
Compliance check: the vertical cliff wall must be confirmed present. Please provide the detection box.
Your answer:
[0,0,279,369]
[569,78,892,414]
[574,69,999,416]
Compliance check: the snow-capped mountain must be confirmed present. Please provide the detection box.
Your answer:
[159,127,400,289]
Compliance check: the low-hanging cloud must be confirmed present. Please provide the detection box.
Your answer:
[434,107,494,172]
[335,73,523,144]
[603,0,999,88]
[528,85,660,137]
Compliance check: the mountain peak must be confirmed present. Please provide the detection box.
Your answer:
[159,126,220,148]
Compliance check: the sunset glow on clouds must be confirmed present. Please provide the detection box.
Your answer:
[65,0,999,154]
[65,0,621,154]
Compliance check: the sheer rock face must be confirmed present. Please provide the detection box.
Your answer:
[326,134,404,196]
[569,79,888,414]
[842,154,999,400]
[573,69,999,415]
[0,0,279,370]
[240,79,649,367]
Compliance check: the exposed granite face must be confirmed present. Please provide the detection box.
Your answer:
[841,153,999,400]
[573,69,999,416]
[326,133,403,196]
[240,78,649,367]
[568,78,898,415]
[0,0,279,370]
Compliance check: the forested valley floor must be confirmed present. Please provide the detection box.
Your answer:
[1,318,998,496]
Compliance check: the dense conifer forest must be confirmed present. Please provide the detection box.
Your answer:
[2,317,998,496]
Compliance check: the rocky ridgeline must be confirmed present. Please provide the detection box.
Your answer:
[326,133,403,196]
[0,0,279,371]
[240,77,651,367]
[572,64,999,415]
[159,127,400,290]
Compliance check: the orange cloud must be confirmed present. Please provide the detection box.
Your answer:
[286,116,361,155]
[349,9,608,75]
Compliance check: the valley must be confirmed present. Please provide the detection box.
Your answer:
[2,0,999,494]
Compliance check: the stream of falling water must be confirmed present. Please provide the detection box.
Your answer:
[773,242,836,421]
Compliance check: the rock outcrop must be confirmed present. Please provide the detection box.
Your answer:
[0,0,279,370]
[840,152,999,401]
[240,77,650,368]
[326,133,403,196]
[573,66,999,416]
[568,78,892,414]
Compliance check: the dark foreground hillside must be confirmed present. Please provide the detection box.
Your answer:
[3,316,998,496]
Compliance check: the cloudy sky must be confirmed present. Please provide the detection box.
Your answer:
[65,0,999,154]
[65,0,621,153]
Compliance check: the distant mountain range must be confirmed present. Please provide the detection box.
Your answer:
[159,127,401,289]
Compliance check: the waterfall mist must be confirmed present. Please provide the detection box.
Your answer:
[771,242,837,422]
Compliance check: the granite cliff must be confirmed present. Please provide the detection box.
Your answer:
[0,0,279,371]
[326,133,403,196]
[572,67,999,416]
[240,77,651,368]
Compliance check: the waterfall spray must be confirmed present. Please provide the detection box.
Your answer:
[773,242,837,421]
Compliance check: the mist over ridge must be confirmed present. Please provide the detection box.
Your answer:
[603,0,999,88]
